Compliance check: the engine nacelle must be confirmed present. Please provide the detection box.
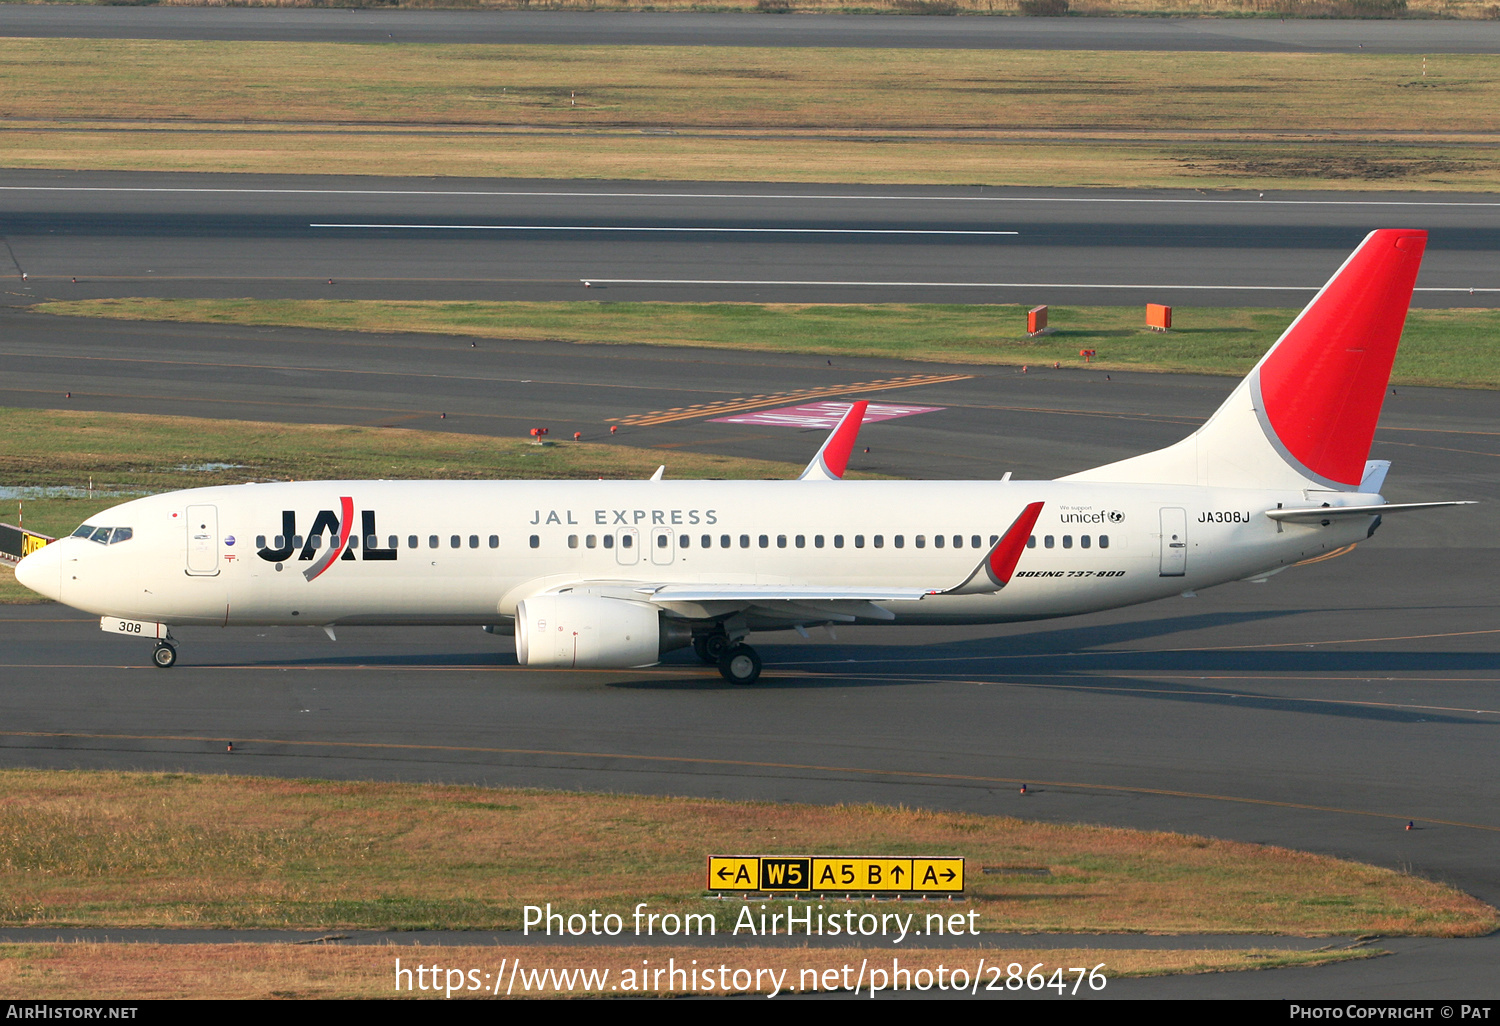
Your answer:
[514,594,691,669]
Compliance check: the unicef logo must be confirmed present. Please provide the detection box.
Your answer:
[1107,510,1125,523]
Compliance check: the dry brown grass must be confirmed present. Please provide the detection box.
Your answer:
[2,40,1497,189]
[0,941,1381,999]
[0,770,1493,937]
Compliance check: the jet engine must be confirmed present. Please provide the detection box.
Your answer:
[514,594,692,669]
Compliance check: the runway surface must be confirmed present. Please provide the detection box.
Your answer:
[1,315,1497,997]
[5,171,1500,307]
[4,8,1500,54]
[1,167,1497,997]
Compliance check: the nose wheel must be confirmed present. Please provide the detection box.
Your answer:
[152,642,178,669]
[717,644,762,685]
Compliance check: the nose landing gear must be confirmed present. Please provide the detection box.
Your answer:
[152,641,178,669]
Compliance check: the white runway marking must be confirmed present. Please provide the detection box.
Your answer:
[581,278,1500,293]
[308,223,1019,236]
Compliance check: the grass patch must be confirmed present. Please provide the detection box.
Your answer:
[1,40,1497,189]
[0,406,843,602]
[0,770,1492,937]
[0,942,1383,999]
[35,298,1500,389]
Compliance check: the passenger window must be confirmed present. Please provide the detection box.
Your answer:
[110,527,133,544]
[971,535,981,549]
[990,535,999,545]
[604,535,615,549]
[529,535,540,549]
[952,535,962,549]
[256,535,266,548]
[469,535,479,549]
[656,534,668,548]
[795,535,805,548]
[388,536,398,550]
[1044,535,1054,548]
[1027,536,1036,549]
[815,535,825,548]
[934,535,944,549]
[428,535,439,549]
[1081,535,1091,549]
[720,535,730,548]
[758,535,768,548]
[740,535,750,548]
[586,535,597,548]
[489,535,499,549]
[310,535,323,550]
[680,535,689,548]
[777,535,786,548]
[349,535,358,550]
[854,535,865,548]
[622,534,633,549]
[293,535,304,549]
[834,535,844,548]
[1062,535,1073,549]
[873,535,883,548]
[1100,535,1110,549]
[450,535,460,549]
[275,535,286,549]
[701,534,712,548]
[408,536,418,549]
[569,535,579,549]
[915,535,926,549]
[895,535,904,548]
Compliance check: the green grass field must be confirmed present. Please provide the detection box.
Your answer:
[36,298,1500,388]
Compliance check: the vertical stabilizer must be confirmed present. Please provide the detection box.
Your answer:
[1065,229,1426,491]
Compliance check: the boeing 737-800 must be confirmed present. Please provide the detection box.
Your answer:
[14,229,1471,684]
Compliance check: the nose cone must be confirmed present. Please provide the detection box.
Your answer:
[14,541,62,602]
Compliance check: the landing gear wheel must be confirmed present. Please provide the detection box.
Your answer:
[152,643,178,669]
[717,644,762,686]
[694,631,732,665]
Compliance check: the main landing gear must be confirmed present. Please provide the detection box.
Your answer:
[693,628,762,685]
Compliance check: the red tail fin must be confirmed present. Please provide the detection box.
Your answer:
[1256,229,1426,487]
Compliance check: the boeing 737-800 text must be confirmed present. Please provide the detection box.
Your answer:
[14,230,1471,683]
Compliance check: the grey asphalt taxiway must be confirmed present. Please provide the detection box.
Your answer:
[4,7,1500,54]
[1,312,1496,997]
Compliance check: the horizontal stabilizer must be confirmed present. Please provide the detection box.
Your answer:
[1266,501,1475,524]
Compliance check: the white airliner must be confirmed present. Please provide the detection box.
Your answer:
[15,229,1471,684]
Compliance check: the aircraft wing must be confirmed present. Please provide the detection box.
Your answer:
[799,400,869,481]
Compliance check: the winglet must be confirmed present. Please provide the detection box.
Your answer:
[800,401,868,481]
[941,501,1045,596]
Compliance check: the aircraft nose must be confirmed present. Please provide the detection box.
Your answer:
[14,541,62,602]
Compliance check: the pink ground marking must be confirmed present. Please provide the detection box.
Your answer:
[710,400,943,428]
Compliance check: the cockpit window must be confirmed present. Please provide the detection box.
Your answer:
[73,525,133,544]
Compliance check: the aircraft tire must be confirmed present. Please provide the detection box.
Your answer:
[695,631,731,665]
[152,643,177,669]
[717,645,762,686]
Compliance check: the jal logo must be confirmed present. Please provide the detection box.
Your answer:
[255,496,397,581]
